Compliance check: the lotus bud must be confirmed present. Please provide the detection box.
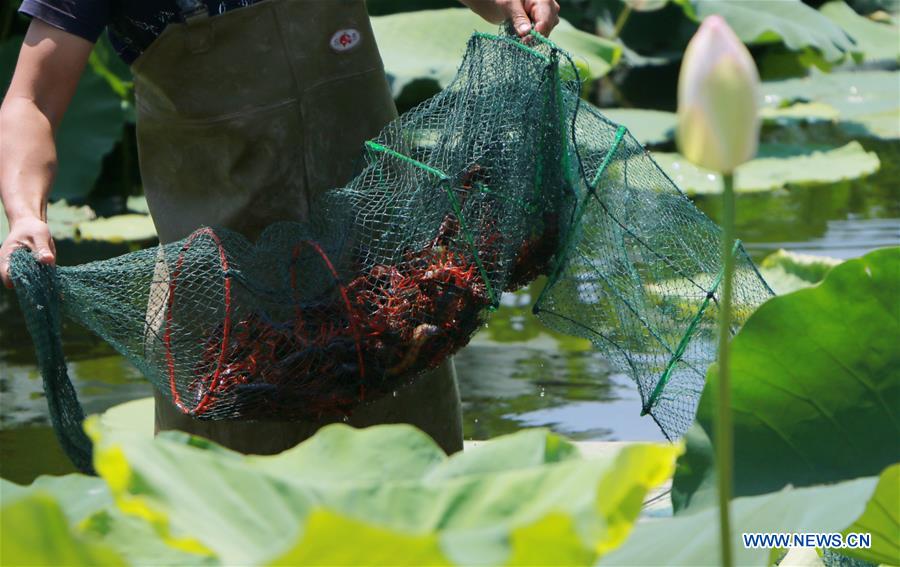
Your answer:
[624,0,669,12]
[677,15,760,174]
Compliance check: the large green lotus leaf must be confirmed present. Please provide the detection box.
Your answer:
[669,424,717,514]
[653,142,880,194]
[0,475,110,522]
[89,421,678,565]
[270,508,599,567]
[0,493,125,566]
[81,507,217,566]
[268,440,676,567]
[246,419,449,484]
[371,9,621,102]
[96,396,155,441]
[74,213,157,243]
[761,70,900,139]
[603,474,879,566]
[839,463,900,565]
[269,508,452,566]
[599,108,676,146]
[0,37,126,200]
[676,248,900,508]
[88,35,134,103]
[53,59,127,201]
[673,0,855,64]
[0,474,212,566]
[821,1,900,62]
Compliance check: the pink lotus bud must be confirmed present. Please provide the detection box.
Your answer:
[624,0,669,12]
[677,16,760,174]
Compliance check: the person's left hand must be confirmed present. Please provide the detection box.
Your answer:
[462,0,561,37]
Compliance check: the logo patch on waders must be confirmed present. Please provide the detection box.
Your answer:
[330,29,361,52]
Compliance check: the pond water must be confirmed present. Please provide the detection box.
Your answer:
[1,169,897,484]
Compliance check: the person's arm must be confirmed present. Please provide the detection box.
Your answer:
[459,0,560,37]
[0,19,93,287]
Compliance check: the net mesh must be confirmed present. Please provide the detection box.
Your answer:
[11,29,773,471]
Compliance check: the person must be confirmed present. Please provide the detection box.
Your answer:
[0,0,560,455]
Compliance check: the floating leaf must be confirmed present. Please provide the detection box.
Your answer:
[674,248,900,510]
[755,267,815,295]
[372,9,621,103]
[755,249,843,294]
[654,142,880,194]
[75,214,157,243]
[0,199,96,241]
[761,70,900,139]
[605,474,879,566]
[599,108,677,146]
[760,101,841,123]
[673,0,856,64]
[760,249,842,282]
[90,421,677,565]
[821,1,900,62]
[125,196,150,215]
[47,201,99,241]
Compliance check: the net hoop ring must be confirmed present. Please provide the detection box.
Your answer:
[163,227,233,416]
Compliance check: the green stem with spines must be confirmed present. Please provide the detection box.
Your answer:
[717,172,736,567]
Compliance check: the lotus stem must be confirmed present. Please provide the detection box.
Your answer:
[716,172,736,567]
[612,5,632,39]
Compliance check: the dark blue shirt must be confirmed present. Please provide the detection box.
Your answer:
[19,0,263,64]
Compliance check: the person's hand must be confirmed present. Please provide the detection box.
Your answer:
[463,0,561,37]
[503,0,560,37]
[0,216,56,288]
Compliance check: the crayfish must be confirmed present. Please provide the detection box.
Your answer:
[178,162,560,419]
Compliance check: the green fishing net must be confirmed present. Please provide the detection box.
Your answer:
[11,28,773,473]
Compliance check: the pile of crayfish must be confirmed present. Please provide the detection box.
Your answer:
[176,169,562,419]
[180,223,492,419]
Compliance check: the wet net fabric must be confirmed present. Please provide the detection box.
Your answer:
[12,29,773,471]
